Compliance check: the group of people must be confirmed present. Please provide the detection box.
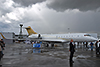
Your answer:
[0,39,5,61]
[69,40,100,63]
[87,41,100,53]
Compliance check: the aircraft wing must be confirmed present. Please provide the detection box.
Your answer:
[29,38,70,43]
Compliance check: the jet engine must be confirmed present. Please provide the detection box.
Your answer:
[29,34,42,39]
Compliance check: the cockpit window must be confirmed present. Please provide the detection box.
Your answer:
[84,34,91,36]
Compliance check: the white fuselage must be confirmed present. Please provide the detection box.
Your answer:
[28,33,98,42]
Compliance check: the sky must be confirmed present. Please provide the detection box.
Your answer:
[0,0,100,35]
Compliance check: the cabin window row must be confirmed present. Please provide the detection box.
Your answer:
[56,35,83,38]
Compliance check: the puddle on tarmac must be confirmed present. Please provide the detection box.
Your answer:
[76,55,90,59]
[33,49,41,53]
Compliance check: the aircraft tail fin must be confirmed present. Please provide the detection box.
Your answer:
[25,26,37,36]
[0,33,6,39]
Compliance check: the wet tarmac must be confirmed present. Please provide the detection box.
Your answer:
[0,43,100,67]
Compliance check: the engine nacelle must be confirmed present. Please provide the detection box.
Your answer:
[29,34,42,39]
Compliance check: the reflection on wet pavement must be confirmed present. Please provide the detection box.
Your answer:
[0,65,2,67]
[33,49,41,53]
[69,61,74,67]
[0,43,100,67]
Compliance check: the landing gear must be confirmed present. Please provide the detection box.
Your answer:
[62,43,65,48]
[51,44,54,47]
[46,44,49,47]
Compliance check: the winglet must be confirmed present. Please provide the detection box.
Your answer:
[25,26,37,36]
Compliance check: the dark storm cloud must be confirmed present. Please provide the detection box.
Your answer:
[38,11,100,33]
[13,0,46,6]
[47,0,100,11]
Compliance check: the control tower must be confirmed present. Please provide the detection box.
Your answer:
[18,23,23,40]
[19,23,23,35]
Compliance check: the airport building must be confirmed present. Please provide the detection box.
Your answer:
[0,32,15,44]
[0,32,28,44]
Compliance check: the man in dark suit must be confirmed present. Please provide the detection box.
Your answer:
[69,39,75,63]
[95,41,99,54]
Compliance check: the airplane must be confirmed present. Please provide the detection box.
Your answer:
[25,26,98,47]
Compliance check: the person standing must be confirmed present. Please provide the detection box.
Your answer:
[95,41,99,54]
[83,42,86,49]
[69,39,75,63]
[1,39,5,50]
[90,41,94,51]
[0,39,5,58]
[0,43,2,61]
[85,41,88,49]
